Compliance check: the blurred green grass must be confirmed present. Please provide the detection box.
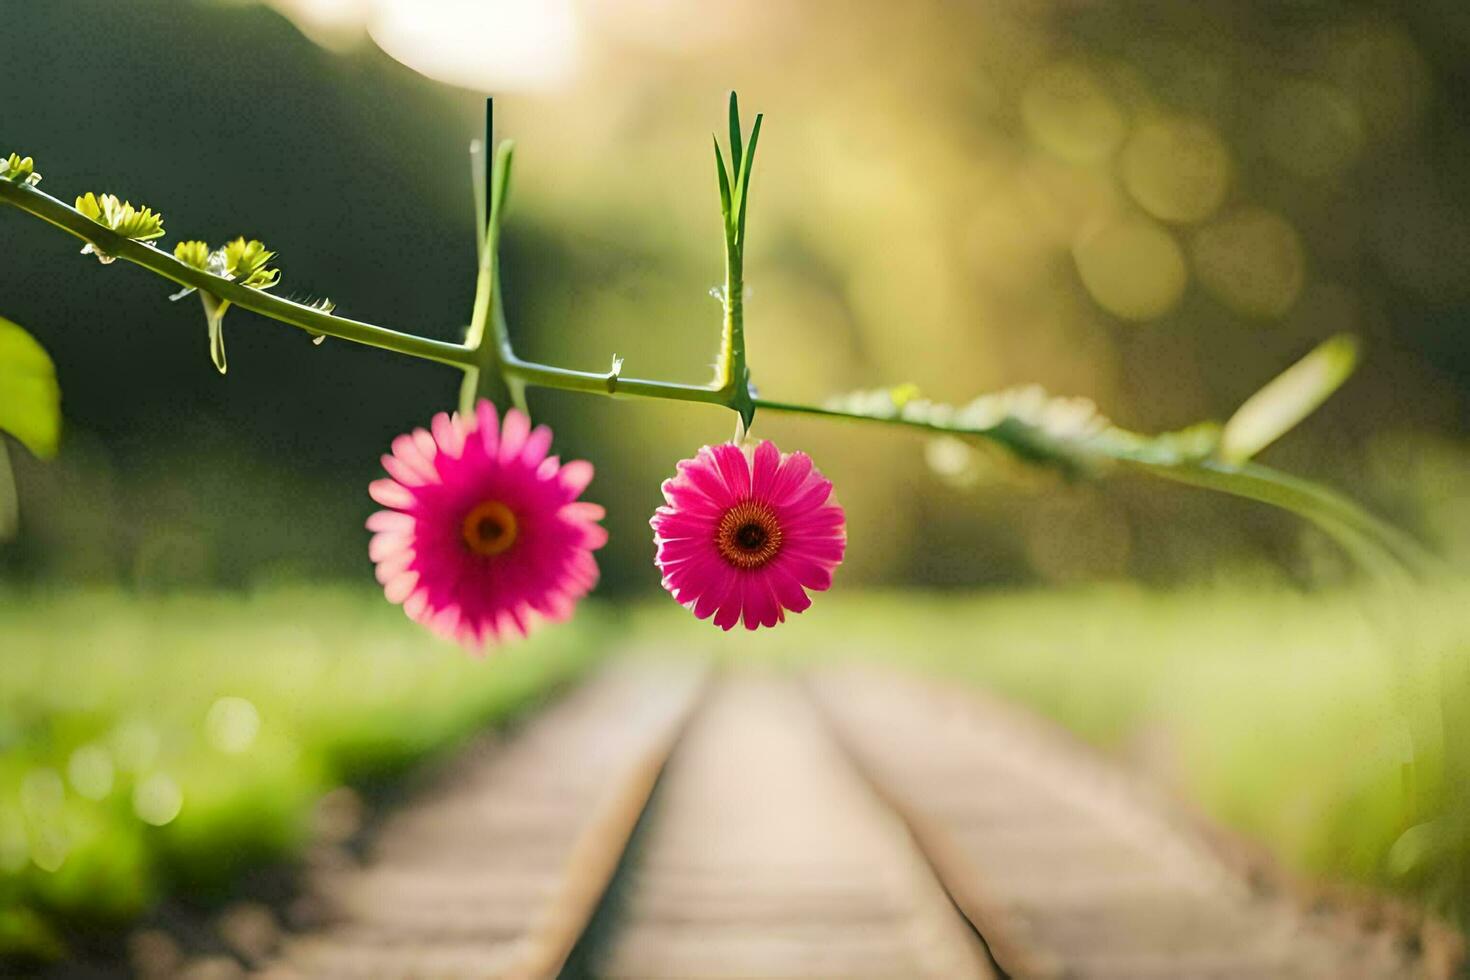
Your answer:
[0,588,601,961]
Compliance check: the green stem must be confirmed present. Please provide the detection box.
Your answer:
[1130,459,1439,578]
[505,353,731,406]
[1133,456,1443,825]
[0,180,474,369]
[461,139,513,414]
[712,93,760,429]
[720,234,749,405]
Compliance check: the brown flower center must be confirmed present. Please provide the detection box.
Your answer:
[461,499,519,556]
[715,500,783,570]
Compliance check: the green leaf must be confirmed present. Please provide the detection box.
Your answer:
[728,92,743,178]
[174,240,210,270]
[0,315,62,459]
[1218,334,1360,464]
[471,137,488,260]
[74,192,165,241]
[74,192,102,220]
[490,140,514,227]
[200,292,231,375]
[827,337,1361,481]
[0,152,38,185]
[712,137,733,223]
[217,237,280,289]
[735,113,762,246]
[824,383,1219,477]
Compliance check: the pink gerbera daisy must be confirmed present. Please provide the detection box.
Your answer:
[367,400,606,651]
[650,440,846,630]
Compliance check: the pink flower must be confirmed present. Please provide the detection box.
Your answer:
[367,401,606,651]
[650,440,846,630]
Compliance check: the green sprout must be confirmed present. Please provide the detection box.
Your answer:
[0,153,40,186]
[216,237,280,289]
[171,238,282,288]
[168,238,283,373]
[73,192,165,242]
[173,239,210,270]
[709,93,763,428]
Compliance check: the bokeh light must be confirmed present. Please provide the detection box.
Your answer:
[132,773,184,827]
[1191,207,1305,319]
[66,745,115,801]
[1073,216,1188,321]
[1120,115,1230,223]
[1022,61,1127,165]
[205,697,263,755]
[110,722,160,774]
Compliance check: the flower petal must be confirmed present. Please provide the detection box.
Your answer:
[381,453,428,488]
[383,569,419,604]
[742,575,781,630]
[710,443,752,500]
[767,563,812,616]
[661,478,723,517]
[369,532,412,562]
[369,479,415,509]
[558,459,594,498]
[677,451,736,508]
[412,428,438,466]
[750,440,780,499]
[563,501,606,523]
[522,424,553,466]
[366,510,415,533]
[390,434,438,484]
[500,408,531,464]
[712,581,743,631]
[475,400,500,454]
[431,411,467,459]
[769,451,814,500]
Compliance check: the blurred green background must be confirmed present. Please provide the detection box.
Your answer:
[5,0,1470,967]
[3,0,1468,591]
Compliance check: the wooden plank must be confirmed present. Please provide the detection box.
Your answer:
[810,665,1424,979]
[259,660,705,980]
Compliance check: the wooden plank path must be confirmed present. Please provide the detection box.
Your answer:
[568,675,993,979]
[254,660,1436,980]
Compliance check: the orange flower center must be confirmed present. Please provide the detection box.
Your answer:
[715,500,783,570]
[461,500,519,556]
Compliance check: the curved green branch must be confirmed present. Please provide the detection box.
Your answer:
[0,179,475,369]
